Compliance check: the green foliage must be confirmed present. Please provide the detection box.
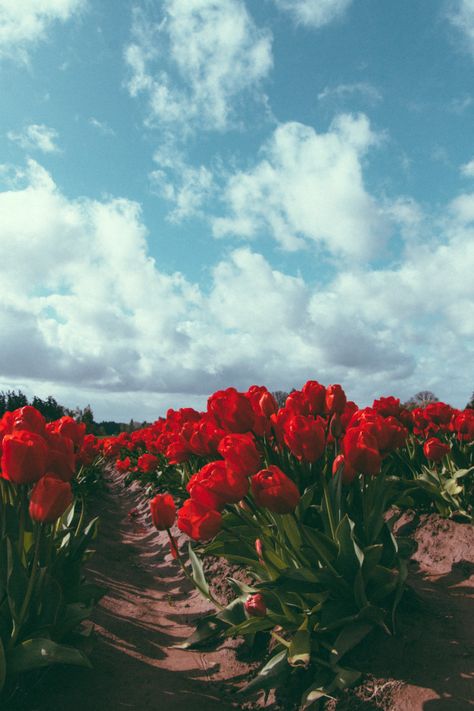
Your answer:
[0,480,104,700]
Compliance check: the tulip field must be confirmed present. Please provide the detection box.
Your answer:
[0,382,473,709]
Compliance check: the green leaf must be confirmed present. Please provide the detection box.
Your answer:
[8,638,91,673]
[0,636,5,693]
[330,622,373,663]
[216,598,246,626]
[240,649,289,696]
[333,665,361,691]
[173,615,224,649]
[6,538,28,622]
[188,542,209,597]
[281,515,302,550]
[335,516,364,578]
[288,628,311,668]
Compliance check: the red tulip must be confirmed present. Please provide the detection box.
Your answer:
[251,466,300,514]
[332,454,356,484]
[150,493,176,530]
[423,438,450,462]
[187,461,249,511]
[12,406,46,435]
[1,430,47,484]
[207,388,255,433]
[342,427,381,476]
[177,499,222,541]
[325,384,347,415]
[218,433,261,478]
[283,414,326,463]
[245,593,266,617]
[29,474,73,523]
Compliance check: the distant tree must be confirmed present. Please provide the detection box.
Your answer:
[0,390,29,416]
[404,390,439,410]
[32,395,65,421]
[466,391,474,410]
[80,405,96,434]
[272,391,289,408]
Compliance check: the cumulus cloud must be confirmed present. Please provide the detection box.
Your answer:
[124,0,273,132]
[461,157,474,177]
[448,0,474,57]
[272,0,353,27]
[213,114,389,258]
[150,141,215,221]
[0,160,472,416]
[7,124,60,153]
[0,0,84,62]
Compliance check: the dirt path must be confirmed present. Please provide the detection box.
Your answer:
[8,471,250,711]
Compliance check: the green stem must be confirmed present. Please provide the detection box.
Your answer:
[11,523,43,647]
[17,485,27,562]
[166,530,225,611]
[321,474,336,539]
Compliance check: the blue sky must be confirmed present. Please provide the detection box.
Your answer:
[0,0,473,421]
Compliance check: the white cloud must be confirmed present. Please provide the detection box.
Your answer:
[461,157,474,177]
[88,117,115,137]
[272,0,353,27]
[448,0,474,57]
[124,0,273,132]
[213,114,389,259]
[7,124,60,153]
[150,141,215,221]
[0,0,84,62]
[0,160,472,419]
[318,82,382,105]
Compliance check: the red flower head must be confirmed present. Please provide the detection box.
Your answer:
[137,453,159,473]
[450,410,474,442]
[29,474,73,523]
[251,465,300,514]
[282,415,326,463]
[424,402,454,426]
[12,406,46,436]
[325,384,347,415]
[302,380,326,415]
[423,437,450,462]
[207,388,255,433]
[177,499,222,541]
[116,456,131,473]
[188,416,225,457]
[332,454,356,485]
[150,493,176,530]
[372,396,401,418]
[49,416,86,450]
[342,427,381,476]
[44,431,76,482]
[285,390,312,417]
[218,433,262,478]
[245,593,267,617]
[187,460,249,511]
[76,434,99,466]
[1,430,48,484]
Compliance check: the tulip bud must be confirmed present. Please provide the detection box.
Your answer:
[245,593,267,617]
[325,384,347,415]
[150,493,176,530]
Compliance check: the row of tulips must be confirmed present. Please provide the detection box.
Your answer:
[0,407,104,699]
[100,381,473,705]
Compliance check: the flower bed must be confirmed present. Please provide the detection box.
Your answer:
[0,407,104,702]
[100,381,473,706]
